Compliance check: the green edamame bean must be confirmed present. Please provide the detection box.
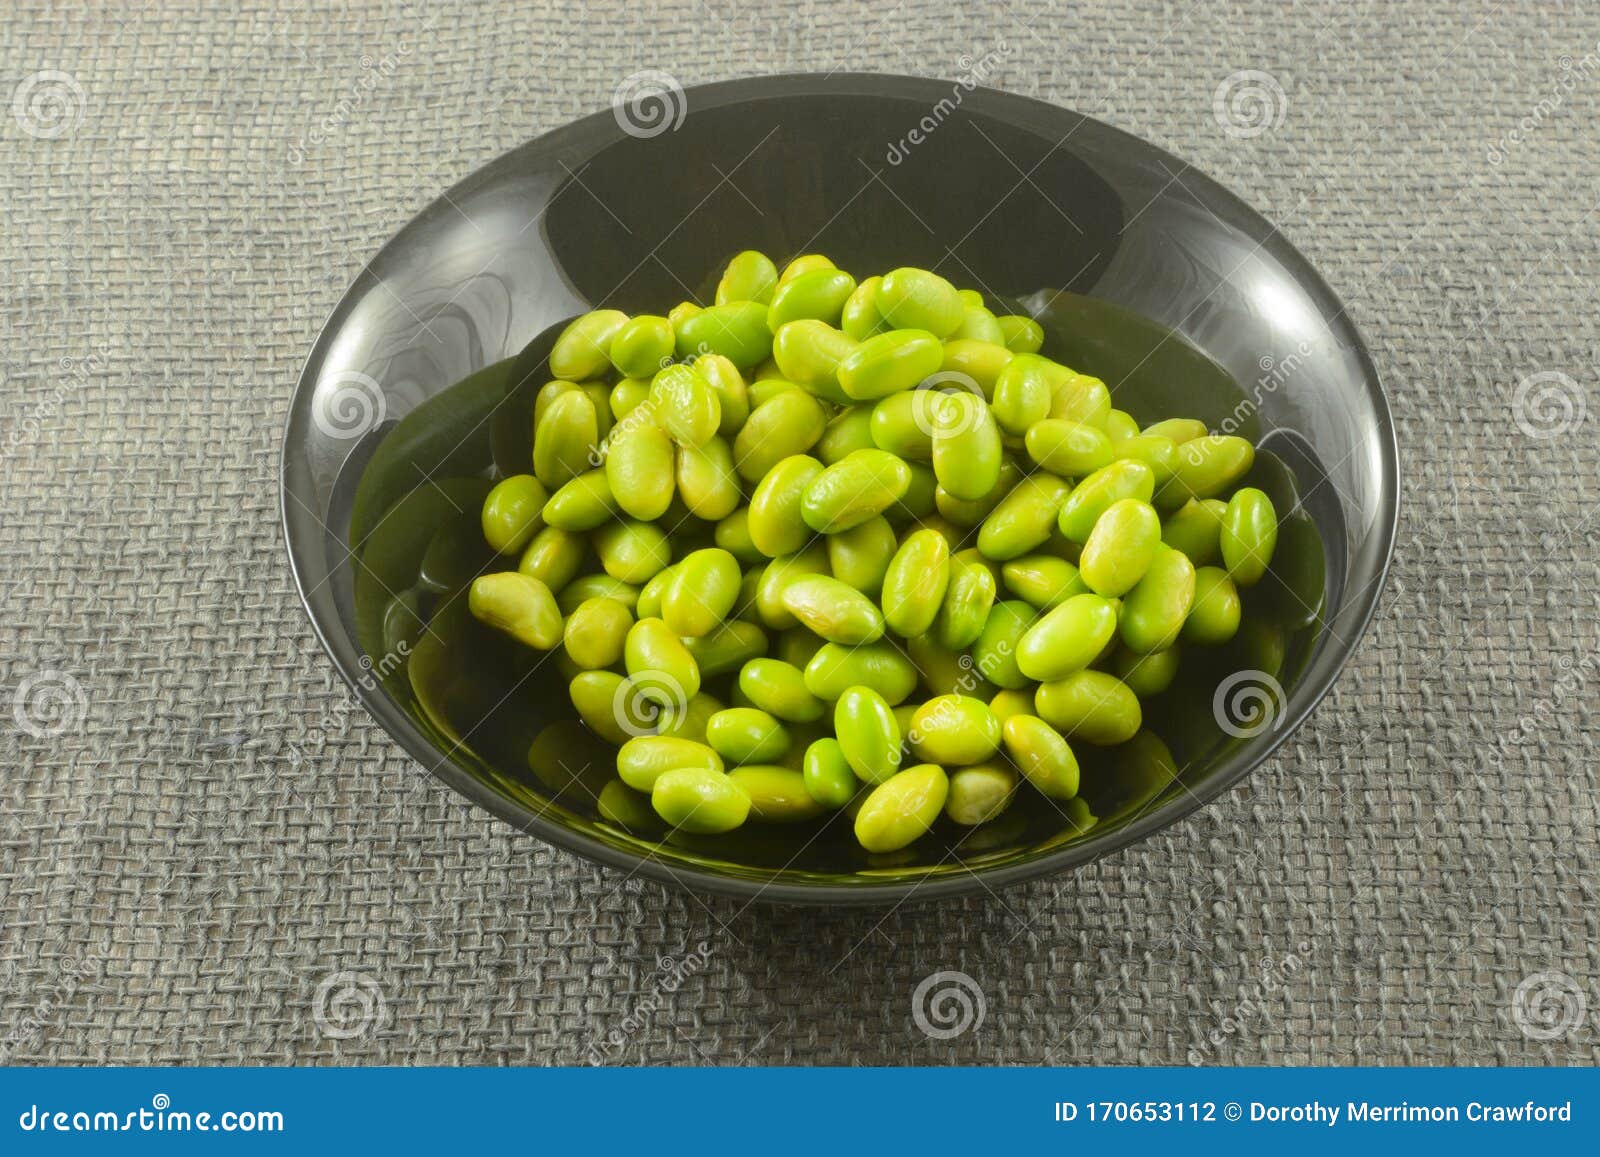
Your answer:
[779,254,835,283]
[1079,498,1162,596]
[518,526,586,593]
[656,690,726,743]
[840,275,887,340]
[714,508,763,565]
[674,301,773,368]
[609,314,675,378]
[563,596,633,669]
[909,694,1001,765]
[780,574,886,644]
[876,268,964,337]
[804,642,919,704]
[597,780,661,832]
[1025,418,1115,477]
[767,267,857,330]
[733,390,828,482]
[1057,460,1157,543]
[555,572,638,614]
[1143,417,1208,444]
[635,564,674,620]
[880,528,951,637]
[543,469,618,531]
[748,377,800,408]
[945,763,1018,825]
[818,405,877,464]
[534,380,578,428]
[801,448,912,532]
[935,552,997,650]
[827,515,897,597]
[854,764,949,852]
[990,356,1053,435]
[977,474,1072,560]
[869,391,934,460]
[835,685,903,784]
[682,621,768,677]
[526,720,612,804]
[1001,714,1080,799]
[727,766,826,822]
[776,629,825,671]
[1161,498,1228,566]
[624,618,701,702]
[568,670,637,745]
[617,736,726,790]
[890,462,939,523]
[739,658,825,723]
[1047,369,1112,428]
[668,301,702,328]
[1111,643,1181,697]
[802,737,858,807]
[941,339,1014,395]
[1183,566,1242,644]
[605,417,675,520]
[1103,409,1140,444]
[1034,671,1142,745]
[706,707,790,765]
[931,391,1003,500]
[748,454,825,557]
[551,310,628,381]
[676,436,742,521]
[953,306,1005,345]
[1156,435,1256,507]
[689,356,749,440]
[836,330,943,401]
[903,634,989,701]
[1220,487,1278,586]
[648,364,721,448]
[936,460,1019,527]
[715,249,779,305]
[755,544,830,629]
[651,767,750,833]
[469,572,562,649]
[971,599,1034,689]
[611,377,651,420]
[987,688,1035,725]
[1001,554,1089,609]
[769,320,858,404]
[1112,434,1178,487]
[662,548,741,638]
[1016,592,1119,680]
[482,474,548,554]
[593,519,671,584]
[532,388,599,489]
[1119,545,1196,653]
[995,315,1044,354]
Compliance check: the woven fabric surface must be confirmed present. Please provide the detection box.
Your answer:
[2,0,1598,1065]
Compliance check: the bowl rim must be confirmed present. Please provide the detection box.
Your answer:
[280,71,1400,906]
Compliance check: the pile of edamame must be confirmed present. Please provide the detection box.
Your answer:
[470,251,1278,854]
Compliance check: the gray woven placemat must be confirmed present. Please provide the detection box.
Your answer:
[2,0,1597,1065]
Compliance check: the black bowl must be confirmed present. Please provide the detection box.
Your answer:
[280,73,1398,904]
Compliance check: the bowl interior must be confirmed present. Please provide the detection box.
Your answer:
[281,75,1396,903]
